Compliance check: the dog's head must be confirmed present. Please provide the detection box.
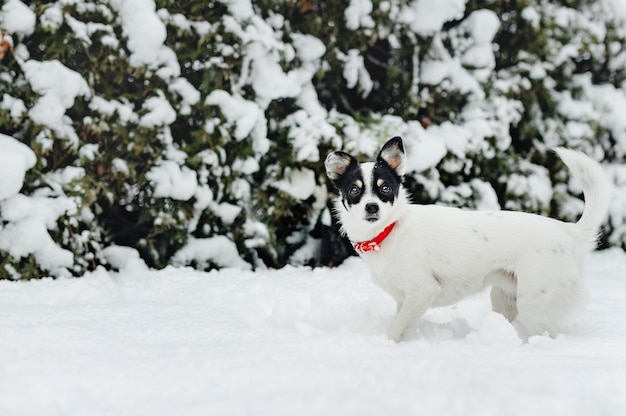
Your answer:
[325,137,408,242]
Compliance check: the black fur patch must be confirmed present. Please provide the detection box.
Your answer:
[329,158,364,208]
[372,159,402,204]
[327,137,405,209]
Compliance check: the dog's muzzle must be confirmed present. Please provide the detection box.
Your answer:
[365,203,379,222]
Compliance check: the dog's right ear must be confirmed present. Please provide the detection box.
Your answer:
[325,151,354,182]
[377,136,406,176]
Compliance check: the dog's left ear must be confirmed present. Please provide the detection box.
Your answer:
[325,151,355,182]
[377,136,406,176]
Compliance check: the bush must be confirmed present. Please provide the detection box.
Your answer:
[1,0,625,279]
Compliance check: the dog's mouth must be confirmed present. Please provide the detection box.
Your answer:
[365,214,379,223]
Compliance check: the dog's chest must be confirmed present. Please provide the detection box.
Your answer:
[360,253,406,299]
[358,235,426,289]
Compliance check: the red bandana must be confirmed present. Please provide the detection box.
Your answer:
[352,222,397,253]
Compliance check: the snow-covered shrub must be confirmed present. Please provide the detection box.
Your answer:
[1,0,626,279]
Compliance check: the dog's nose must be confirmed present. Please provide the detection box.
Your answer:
[365,203,379,214]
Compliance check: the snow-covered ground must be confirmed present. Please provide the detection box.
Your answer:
[2,3,626,413]
[1,249,625,415]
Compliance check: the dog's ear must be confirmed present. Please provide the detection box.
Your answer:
[325,151,354,182]
[377,136,405,176]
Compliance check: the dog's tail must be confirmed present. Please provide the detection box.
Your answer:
[554,147,612,247]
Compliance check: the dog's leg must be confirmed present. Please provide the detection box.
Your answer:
[392,290,405,314]
[373,280,404,313]
[387,284,440,342]
[490,287,518,322]
[514,261,587,336]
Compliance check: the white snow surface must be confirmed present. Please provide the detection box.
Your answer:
[1,249,626,415]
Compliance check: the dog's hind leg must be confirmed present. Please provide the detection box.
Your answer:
[490,287,518,322]
[387,283,440,342]
[514,261,587,336]
[487,269,518,321]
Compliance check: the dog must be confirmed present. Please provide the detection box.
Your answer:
[325,137,611,342]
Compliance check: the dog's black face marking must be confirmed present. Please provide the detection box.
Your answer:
[370,136,404,206]
[325,154,365,209]
[325,136,407,225]
[372,160,402,204]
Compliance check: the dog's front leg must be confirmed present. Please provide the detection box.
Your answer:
[387,284,440,342]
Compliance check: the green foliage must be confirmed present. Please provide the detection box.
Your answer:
[1,0,625,279]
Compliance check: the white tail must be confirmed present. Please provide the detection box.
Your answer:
[554,147,612,247]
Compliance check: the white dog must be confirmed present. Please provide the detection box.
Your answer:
[325,137,611,342]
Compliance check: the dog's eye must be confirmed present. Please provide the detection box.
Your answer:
[348,185,360,196]
[380,183,392,193]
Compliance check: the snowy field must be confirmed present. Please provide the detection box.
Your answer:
[1,249,626,416]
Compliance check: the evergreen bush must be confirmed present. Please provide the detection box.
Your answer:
[1,0,625,279]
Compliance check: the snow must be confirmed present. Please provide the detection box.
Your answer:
[1,249,626,415]
[89,96,138,124]
[0,134,36,200]
[606,164,626,246]
[506,161,553,212]
[345,0,375,30]
[220,0,255,21]
[139,92,177,128]
[64,14,119,49]
[469,178,501,210]
[460,10,500,70]
[171,236,252,270]
[1,94,27,119]
[214,202,243,225]
[340,49,373,97]
[245,42,302,106]
[21,60,91,146]
[463,10,500,45]
[1,2,626,410]
[0,194,76,274]
[0,0,35,37]
[609,0,626,22]
[206,90,264,142]
[399,0,466,35]
[105,0,179,78]
[281,110,338,162]
[290,33,326,62]
[405,129,447,172]
[39,4,63,31]
[168,77,201,116]
[205,90,270,157]
[401,120,491,174]
[0,133,77,276]
[421,57,482,97]
[102,245,148,272]
[146,160,198,201]
[521,6,541,29]
[273,168,317,200]
[573,73,626,156]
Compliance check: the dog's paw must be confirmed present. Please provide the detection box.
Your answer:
[387,327,405,343]
[511,320,531,342]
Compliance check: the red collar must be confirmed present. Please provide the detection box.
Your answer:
[352,222,397,253]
